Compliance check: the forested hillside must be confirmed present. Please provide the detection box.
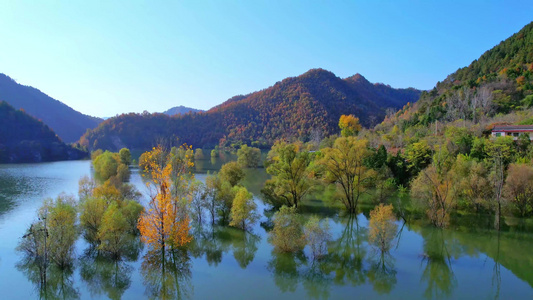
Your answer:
[379,21,533,132]
[0,74,102,143]
[80,69,420,151]
[0,101,87,163]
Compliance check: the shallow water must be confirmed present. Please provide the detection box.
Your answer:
[0,159,532,299]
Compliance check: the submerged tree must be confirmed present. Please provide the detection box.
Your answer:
[486,136,514,230]
[503,163,533,217]
[263,141,315,208]
[320,137,376,213]
[368,204,398,253]
[411,159,456,228]
[97,202,130,259]
[17,194,79,295]
[219,161,245,187]
[237,144,262,168]
[229,186,259,231]
[79,175,96,201]
[269,206,306,252]
[42,195,78,268]
[138,146,192,254]
[119,148,132,166]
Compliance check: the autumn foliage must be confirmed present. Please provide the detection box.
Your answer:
[368,204,398,253]
[138,146,192,251]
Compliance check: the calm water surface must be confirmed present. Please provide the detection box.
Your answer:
[0,159,533,299]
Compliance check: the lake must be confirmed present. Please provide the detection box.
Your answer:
[0,159,533,299]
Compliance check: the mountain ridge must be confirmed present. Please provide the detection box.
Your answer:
[0,74,102,143]
[80,68,421,151]
[0,101,87,163]
[163,105,203,116]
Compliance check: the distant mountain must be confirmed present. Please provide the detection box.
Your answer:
[379,21,533,130]
[0,74,102,143]
[80,68,421,151]
[163,105,203,116]
[0,101,87,163]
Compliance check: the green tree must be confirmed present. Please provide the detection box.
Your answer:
[268,206,306,252]
[237,145,262,168]
[80,197,108,244]
[40,195,78,268]
[215,180,236,225]
[91,149,103,161]
[219,161,245,187]
[211,146,219,158]
[98,202,130,259]
[486,136,514,230]
[119,148,132,166]
[404,140,432,177]
[93,151,120,181]
[453,155,492,212]
[229,186,259,231]
[263,141,314,208]
[194,148,205,160]
[117,163,130,182]
[319,137,376,213]
[121,199,144,234]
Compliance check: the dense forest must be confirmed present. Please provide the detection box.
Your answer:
[345,21,533,227]
[0,74,102,143]
[0,101,87,163]
[80,69,420,151]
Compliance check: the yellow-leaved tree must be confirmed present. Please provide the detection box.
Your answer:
[319,137,376,213]
[368,204,397,253]
[138,146,192,254]
[338,114,362,137]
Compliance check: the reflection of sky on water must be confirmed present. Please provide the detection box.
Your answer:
[1,158,533,299]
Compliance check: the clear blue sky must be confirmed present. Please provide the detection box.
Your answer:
[0,1,532,118]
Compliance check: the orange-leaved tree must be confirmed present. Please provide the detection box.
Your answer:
[138,146,192,254]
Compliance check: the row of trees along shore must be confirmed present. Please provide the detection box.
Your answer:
[16,112,533,296]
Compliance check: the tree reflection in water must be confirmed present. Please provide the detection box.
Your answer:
[231,230,260,268]
[267,250,307,293]
[79,236,143,300]
[301,260,333,300]
[325,215,367,287]
[491,232,501,300]
[419,228,457,299]
[266,215,377,299]
[141,248,192,300]
[16,261,79,300]
[188,225,259,268]
[367,252,396,294]
[80,255,132,300]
